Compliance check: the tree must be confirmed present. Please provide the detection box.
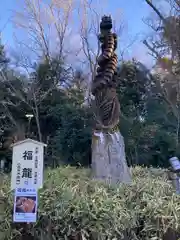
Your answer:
[144,0,179,61]
[143,0,180,150]
[0,49,93,168]
[0,41,31,171]
[115,58,177,167]
[0,40,27,138]
[13,0,74,62]
[36,69,93,167]
[51,104,92,167]
[116,60,151,165]
[26,57,71,142]
[0,39,9,69]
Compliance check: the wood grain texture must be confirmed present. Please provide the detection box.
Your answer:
[91,131,131,184]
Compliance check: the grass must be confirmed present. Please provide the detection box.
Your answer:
[0,166,180,240]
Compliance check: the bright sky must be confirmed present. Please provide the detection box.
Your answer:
[0,0,155,68]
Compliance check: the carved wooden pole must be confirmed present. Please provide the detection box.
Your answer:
[91,15,131,184]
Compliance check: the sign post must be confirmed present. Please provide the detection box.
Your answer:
[11,138,47,223]
[168,156,180,194]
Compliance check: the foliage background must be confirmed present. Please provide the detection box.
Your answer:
[1,166,180,239]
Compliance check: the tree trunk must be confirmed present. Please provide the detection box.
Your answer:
[34,104,42,142]
[91,130,131,184]
[33,92,42,142]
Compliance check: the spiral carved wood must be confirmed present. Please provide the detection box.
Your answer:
[91,15,120,130]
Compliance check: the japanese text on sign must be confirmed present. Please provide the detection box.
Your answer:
[11,139,45,190]
[16,163,21,185]
[23,151,33,160]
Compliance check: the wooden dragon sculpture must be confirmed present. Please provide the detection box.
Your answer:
[91,15,120,131]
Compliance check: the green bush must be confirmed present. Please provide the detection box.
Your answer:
[0,166,180,239]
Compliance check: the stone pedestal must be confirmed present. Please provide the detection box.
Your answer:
[91,130,131,185]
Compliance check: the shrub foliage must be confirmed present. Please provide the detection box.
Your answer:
[0,167,180,240]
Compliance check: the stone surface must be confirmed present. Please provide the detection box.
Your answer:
[91,130,131,184]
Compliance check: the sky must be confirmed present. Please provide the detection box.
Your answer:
[0,0,155,68]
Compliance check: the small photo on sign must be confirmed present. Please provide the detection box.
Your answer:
[13,188,37,223]
[15,196,36,213]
